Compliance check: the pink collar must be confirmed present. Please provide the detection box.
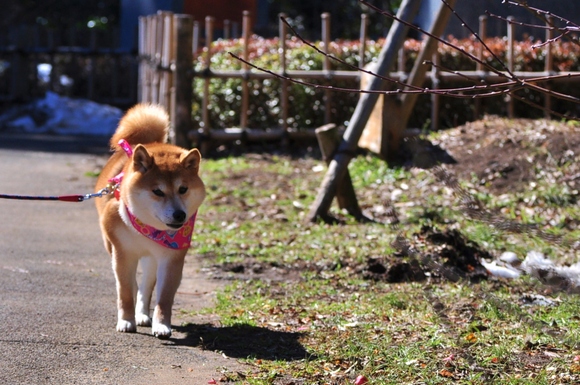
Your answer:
[125,205,197,250]
[109,139,197,250]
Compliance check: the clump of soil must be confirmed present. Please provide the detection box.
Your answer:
[362,225,491,283]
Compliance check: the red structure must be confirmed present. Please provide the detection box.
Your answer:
[183,0,257,31]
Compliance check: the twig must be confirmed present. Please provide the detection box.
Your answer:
[503,0,580,31]
[279,16,425,93]
[359,0,513,80]
[438,0,515,78]
[225,0,580,119]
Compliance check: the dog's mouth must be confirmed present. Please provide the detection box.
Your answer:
[166,223,183,229]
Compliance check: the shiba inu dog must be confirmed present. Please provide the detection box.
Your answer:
[95,104,205,338]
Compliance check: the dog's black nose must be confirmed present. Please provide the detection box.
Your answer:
[173,210,186,223]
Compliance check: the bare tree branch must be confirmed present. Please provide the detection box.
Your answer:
[227,0,580,120]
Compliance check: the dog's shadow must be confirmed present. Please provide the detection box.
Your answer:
[167,323,312,361]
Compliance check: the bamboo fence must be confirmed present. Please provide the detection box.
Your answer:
[137,10,580,149]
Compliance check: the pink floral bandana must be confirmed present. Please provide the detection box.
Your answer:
[109,139,197,250]
[125,205,196,250]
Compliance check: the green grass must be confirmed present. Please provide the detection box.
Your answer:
[188,152,580,384]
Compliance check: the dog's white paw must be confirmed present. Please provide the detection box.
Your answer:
[116,319,136,333]
[136,313,152,326]
[152,322,172,339]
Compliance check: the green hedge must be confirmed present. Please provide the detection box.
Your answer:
[192,36,580,132]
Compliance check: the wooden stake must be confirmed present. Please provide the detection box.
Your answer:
[315,124,363,221]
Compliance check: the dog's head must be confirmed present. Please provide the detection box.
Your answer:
[122,143,206,231]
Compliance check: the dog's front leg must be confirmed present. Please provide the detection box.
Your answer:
[135,256,157,326]
[112,249,139,333]
[151,255,185,338]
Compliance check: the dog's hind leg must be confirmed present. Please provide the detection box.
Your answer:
[135,256,156,326]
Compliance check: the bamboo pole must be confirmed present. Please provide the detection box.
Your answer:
[159,11,173,110]
[322,12,332,124]
[474,15,487,120]
[430,51,440,131]
[359,13,368,70]
[151,14,161,104]
[171,14,194,148]
[193,20,200,55]
[397,47,405,74]
[279,13,289,133]
[307,0,422,222]
[201,16,214,136]
[240,11,251,128]
[507,16,515,118]
[138,16,147,102]
[200,68,580,83]
[224,19,230,39]
[544,16,553,119]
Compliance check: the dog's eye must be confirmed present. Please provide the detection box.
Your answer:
[152,188,165,197]
[178,186,188,194]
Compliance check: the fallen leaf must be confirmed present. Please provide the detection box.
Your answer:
[543,350,560,358]
[465,332,477,343]
[439,369,454,378]
[354,375,368,384]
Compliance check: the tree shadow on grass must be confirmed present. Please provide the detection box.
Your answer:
[169,323,313,361]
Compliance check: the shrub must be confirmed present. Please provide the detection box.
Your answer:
[192,36,580,132]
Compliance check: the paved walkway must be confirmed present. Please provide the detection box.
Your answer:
[0,133,243,384]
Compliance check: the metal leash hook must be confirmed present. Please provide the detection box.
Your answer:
[81,182,119,202]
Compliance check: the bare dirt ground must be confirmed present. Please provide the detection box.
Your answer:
[431,116,580,195]
[204,116,580,287]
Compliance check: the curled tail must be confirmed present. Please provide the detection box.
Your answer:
[110,104,169,150]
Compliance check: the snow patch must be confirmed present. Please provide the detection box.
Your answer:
[484,250,580,290]
[1,92,123,136]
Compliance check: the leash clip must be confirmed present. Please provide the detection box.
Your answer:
[81,182,119,201]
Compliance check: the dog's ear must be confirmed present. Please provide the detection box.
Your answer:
[180,148,201,173]
[132,144,153,173]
